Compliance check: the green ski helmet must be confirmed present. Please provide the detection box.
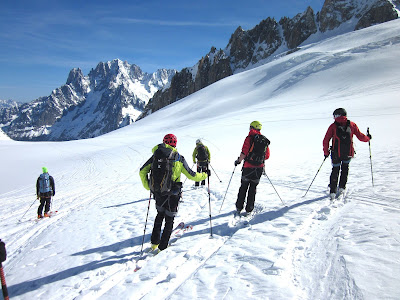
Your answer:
[250,121,262,130]
[42,167,48,173]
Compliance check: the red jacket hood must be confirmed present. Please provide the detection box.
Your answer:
[248,128,261,136]
[334,116,348,125]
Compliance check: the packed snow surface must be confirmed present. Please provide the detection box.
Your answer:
[1,19,400,300]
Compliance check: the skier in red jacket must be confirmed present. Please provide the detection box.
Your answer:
[323,108,371,200]
[234,121,270,215]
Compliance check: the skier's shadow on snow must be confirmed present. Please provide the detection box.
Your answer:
[8,249,142,297]
[9,236,147,297]
[181,195,327,238]
[8,196,324,297]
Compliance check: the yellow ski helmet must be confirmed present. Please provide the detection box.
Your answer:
[250,121,262,130]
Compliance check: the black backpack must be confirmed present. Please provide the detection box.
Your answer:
[150,144,178,195]
[196,144,209,162]
[334,120,352,160]
[246,134,270,166]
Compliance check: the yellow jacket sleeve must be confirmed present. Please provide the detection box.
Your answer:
[179,156,208,182]
[192,148,197,164]
[206,146,211,162]
[139,157,152,190]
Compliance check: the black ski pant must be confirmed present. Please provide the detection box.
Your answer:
[329,158,350,194]
[38,196,51,216]
[236,167,263,213]
[151,192,180,251]
[195,162,208,186]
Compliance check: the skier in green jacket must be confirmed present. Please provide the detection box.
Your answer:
[139,134,209,252]
[192,139,211,187]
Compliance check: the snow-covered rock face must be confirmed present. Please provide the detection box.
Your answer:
[319,0,399,32]
[0,59,176,141]
[139,0,398,119]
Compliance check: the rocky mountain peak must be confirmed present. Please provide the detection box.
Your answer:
[280,6,317,49]
[0,59,176,141]
[66,68,89,95]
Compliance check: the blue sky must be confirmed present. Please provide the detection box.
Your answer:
[0,0,324,102]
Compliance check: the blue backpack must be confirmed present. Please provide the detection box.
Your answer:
[39,173,52,194]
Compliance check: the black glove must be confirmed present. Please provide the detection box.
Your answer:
[234,158,241,166]
[207,169,211,176]
[324,154,329,159]
[0,240,6,263]
[367,133,372,140]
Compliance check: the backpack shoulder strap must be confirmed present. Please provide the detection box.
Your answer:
[248,134,257,152]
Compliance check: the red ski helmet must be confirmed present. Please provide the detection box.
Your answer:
[163,134,177,147]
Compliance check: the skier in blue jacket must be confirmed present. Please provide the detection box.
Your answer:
[36,167,55,219]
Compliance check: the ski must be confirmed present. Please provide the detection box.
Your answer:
[230,210,255,227]
[35,210,58,222]
[336,188,347,201]
[329,188,347,204]
[46,210,58,217]
[172,223,193,238]
[229,210,241,227]
[238,211,256,226]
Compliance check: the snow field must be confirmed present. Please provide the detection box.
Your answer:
[0,19,400,299]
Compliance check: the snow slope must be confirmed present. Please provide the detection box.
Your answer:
[1,19,400,300]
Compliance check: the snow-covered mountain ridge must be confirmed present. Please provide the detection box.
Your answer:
[139,0,399,119]
[0,60,176,141]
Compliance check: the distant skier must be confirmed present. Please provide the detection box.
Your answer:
[36,167,55,219]
[139,134,209,252]
[323,108,371,200]
[192,139,211,187]
[234,121,270,215]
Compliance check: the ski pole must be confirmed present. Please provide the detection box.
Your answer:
[367,128,374,187]
[140,192,152,256]
[263,169,285,206]
[207,174,213,237]
[0,263,9,300]
[51,195,54,212]
[19,198,38,222]
[209,164,222,182]
[219,166,236,213]
[302,156,327,198]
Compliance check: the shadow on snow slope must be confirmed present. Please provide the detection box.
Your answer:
[7,195,324,297]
